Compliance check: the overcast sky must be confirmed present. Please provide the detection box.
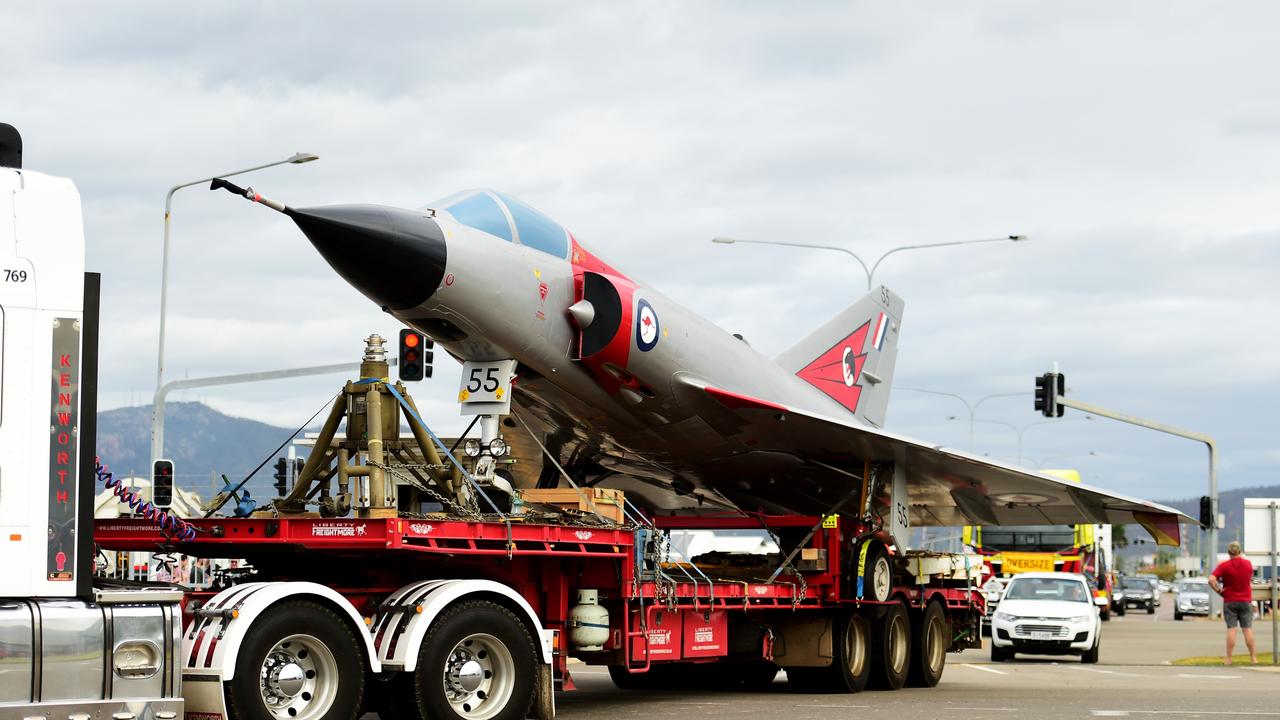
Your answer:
[4,2,1277,503]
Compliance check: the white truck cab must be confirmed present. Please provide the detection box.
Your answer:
[0,123,184,720]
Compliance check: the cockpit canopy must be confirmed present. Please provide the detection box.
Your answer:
[428,189,570,259]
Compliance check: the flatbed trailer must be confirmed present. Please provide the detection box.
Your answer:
[96,508,984,720]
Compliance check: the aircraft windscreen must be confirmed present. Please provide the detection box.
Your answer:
[430,189,570,259]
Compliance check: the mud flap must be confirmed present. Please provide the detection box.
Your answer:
[532,662,556,719]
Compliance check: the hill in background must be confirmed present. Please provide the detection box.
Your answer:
[98,402,1280,553]
[97,402,300,501]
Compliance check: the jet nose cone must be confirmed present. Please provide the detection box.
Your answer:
[290,204,447,311]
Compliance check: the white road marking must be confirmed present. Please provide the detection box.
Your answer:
[1175,672,1240,679]
[1094,711,1280,717]
[960,663,1007,675]
[1066,666,1150,678]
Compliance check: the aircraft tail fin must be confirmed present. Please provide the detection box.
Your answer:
[774,286,905,428]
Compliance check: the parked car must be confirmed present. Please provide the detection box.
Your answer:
[1174,577,1212,620]
[1120,576,1157,614]
[990,572,1103,663]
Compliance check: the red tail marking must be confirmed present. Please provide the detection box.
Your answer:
[795,320,872,414]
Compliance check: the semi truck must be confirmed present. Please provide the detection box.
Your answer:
[1,122,982,720]
[3,124,1184,720]
[965,472,1118,624]
[0,124,185,720]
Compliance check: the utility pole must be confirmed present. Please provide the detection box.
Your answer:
[1046,390,1219,614]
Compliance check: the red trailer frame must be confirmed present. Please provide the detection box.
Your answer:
[96,511,984,693]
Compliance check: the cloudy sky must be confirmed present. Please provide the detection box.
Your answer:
[4,2,1277,504]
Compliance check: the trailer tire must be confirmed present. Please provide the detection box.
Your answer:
[785,613,870,694]
[413,599,536,720]
[868,601,910,691]
[224,600,366,720]
[608,665,658,690]
[907,601,946,688]
[856,541,893,602]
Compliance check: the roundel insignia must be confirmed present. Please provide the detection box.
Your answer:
[636,299,660,352]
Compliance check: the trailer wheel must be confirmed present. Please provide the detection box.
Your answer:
[414,600,536,720]
[868,601,910,690]
[224,600,366,720]
[785,613,869,693]
[607,665,657,690]
[856,541,893,602]
[906,601,946,688]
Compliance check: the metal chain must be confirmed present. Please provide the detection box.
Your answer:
[372,461,482,519]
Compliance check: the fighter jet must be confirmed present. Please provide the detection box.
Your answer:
[215,183,1186,543]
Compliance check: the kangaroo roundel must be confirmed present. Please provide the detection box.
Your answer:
[636,298,659,351]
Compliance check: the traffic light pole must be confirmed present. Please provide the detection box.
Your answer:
[1057,395,1219,606]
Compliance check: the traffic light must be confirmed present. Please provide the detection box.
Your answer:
[1199,495,1214,529]
[1053,373,1066,417]
[151,459,174,509]
[398,328,433,381]
[1034,373,1055,417]
[272,457,289,497]
[1034,372,1067,418]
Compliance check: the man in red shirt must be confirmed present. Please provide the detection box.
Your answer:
[1209,541,1257,665]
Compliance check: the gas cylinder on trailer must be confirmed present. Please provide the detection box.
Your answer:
[567,589,611,651]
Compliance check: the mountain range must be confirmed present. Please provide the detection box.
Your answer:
[97,403,1279,552]
[96,402,299,502]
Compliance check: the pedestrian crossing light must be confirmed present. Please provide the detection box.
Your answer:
[152,459,174,509]
[398,328,433,382]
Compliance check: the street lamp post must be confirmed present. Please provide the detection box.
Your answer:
[900,388,1026,450]
[712,235,1028,291]
[963,415,1094,464]
[151,152,319,466]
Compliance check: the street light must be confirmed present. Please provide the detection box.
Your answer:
[711,234,1028,290]
[899,388,1026,450]
[151,152,319,466]
[958,415,1094,464]
[1033,450,1097,469]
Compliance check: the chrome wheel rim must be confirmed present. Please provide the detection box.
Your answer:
[844,617,867,677]
[258,634,338,720]
[887,611,909,675]
[442,633,516,720]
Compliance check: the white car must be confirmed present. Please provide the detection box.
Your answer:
[990,572,1103,663]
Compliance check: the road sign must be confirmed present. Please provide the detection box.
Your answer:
[1242,498,1279,666]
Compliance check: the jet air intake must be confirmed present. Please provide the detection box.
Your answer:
[576,272,625,358]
